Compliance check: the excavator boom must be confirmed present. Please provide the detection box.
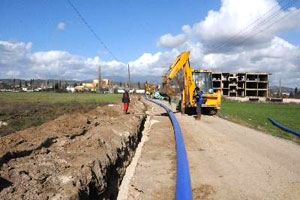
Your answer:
[168,51,190,79]
[163,51,221,114]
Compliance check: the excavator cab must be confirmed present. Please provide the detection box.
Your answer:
[192,69,221,114]
[192,70,214,94]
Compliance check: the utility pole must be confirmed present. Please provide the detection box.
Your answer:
[279,78,282,98]
[98,65,102,93]
[128,64,131,90]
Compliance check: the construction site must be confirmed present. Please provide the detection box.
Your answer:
[1,0,300,200]
[1,49,300,200]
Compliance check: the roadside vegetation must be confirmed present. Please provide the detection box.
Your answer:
[0,92,122,137]
[220,100,300,144]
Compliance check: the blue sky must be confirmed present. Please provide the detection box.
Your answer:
[0,0,221,62]
[0,0,299,87]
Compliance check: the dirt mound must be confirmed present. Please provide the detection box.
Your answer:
[0,102,104,137]
[0,97,147,200]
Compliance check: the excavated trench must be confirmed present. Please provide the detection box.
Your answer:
[82,115,147,200]
[117,114,157,200]
[0,99,151,200]
[0,116,148,200]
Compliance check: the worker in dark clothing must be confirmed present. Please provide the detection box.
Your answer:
[193,87,203,120]
[122,90,130,114]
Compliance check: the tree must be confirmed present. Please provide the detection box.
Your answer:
[138,82,141,89]
[277,88,281,97]
[19,80,22,88]
[54,82,59,91]
[119,82,122,87]
[25,80,28,87]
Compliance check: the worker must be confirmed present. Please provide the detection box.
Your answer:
[122,90,130,114]
[194,87,203,120]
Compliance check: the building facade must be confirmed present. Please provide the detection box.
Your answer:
[212,72,269,97]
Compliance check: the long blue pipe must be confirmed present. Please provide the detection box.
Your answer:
[145,97,193,200]
[268,118,300,137]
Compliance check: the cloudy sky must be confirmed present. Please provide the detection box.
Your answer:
[0,0,300,87]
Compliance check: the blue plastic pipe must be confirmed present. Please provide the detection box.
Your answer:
[268,118,300,137]
[145,97,193,200]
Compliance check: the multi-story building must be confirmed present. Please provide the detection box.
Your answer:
[212,72,269,97]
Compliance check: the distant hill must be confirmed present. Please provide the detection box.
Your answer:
[0,75,162,86]
[269,86,295,93]
[104,75,161,84]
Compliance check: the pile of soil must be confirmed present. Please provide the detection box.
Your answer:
[0,97,147,199]
[0,102,104,137]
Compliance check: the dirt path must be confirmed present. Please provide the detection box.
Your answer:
[122,102,176,200]
[176,113,300,199]
[120,100,300,199]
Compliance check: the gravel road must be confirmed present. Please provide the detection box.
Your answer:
[121,100,300,199]
[176,111,300,199]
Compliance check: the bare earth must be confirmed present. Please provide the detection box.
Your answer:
[0,97,147,200]
[122,100,300,199]
[123,101,176,200]
[177,111,300,199]
[1,97,300,200]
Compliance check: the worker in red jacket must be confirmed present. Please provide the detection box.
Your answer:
[122,90,130,114]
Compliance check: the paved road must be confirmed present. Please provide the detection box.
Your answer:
[120,100,300,199]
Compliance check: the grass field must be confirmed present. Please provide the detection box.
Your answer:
[0,92,122,104]
[220,100,300,144]
[0,92,122,137]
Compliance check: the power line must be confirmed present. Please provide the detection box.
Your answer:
[208,0,299,53]
[236,5,300,48]
[67,0,119,61]
[210,0,298,53]
[206,0,283,51]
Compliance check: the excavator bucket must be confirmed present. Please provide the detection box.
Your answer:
[161,75,177,97]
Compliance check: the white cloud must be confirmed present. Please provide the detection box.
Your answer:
[158,0,300,53]
[0,0,300,87]
[6,71,20,78]
[157,33,187,48]
[0,40,126,80]
[57,22,66,31]
[154,0,300,87]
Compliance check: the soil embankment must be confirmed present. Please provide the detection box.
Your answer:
[0,97,146,200]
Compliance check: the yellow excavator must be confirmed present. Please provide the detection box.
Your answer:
[162,51,221,114]
[144,83,158,96]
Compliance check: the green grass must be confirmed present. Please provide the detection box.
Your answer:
[220,100,300,143]
[0,92,122,104]
[0,92,122,136]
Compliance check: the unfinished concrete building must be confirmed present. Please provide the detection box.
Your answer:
[212,72,269,97]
